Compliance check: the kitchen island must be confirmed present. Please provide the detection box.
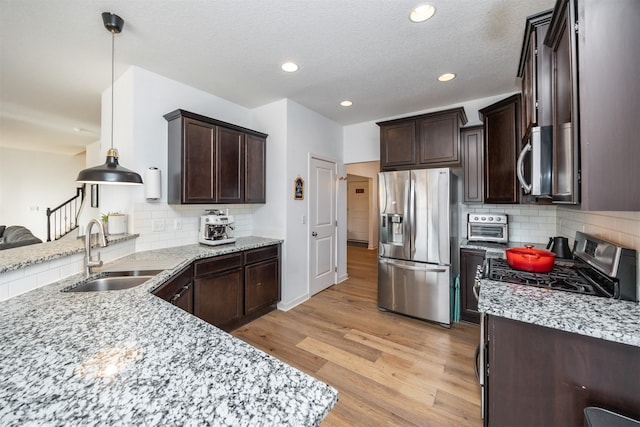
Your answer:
[0,237,338,426]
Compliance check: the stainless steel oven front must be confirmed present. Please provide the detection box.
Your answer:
[467,214,508,243]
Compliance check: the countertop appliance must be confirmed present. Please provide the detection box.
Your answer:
[378,168,458,326]
[199,210,236,246]
[547,236,572,259]
[467,213,508,244]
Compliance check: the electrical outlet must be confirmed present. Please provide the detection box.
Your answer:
[152,219,165,232]
[174,219,182,230]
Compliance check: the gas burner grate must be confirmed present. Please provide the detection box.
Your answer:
[488,258,600,296]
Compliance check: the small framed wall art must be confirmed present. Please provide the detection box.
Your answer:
[294,176,304,200]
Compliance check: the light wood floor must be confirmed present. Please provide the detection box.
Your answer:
[232,246,482,426]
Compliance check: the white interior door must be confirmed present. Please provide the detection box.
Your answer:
[309,157,336,296]
[347,177,369,242]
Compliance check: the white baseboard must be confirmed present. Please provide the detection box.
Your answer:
[277,293,309,311]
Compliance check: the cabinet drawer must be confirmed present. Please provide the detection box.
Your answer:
[153,266,192,301]
[195,252,242,277]
[244,245,279,265]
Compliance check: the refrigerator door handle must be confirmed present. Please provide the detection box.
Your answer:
[378,258,446,273]
[408,171,415,258]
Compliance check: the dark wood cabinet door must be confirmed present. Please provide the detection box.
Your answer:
[216,126,244,203]
[183,118,216,203]
[379,121,416,170]
[459,249,485,324]
[518,11,553,132]
[194,268,243,329]
[245,259,279,315]
[245,134,266,203]
[461,126,484,203]
[480,94,521,204]
[487,315,640,427]
[418,113,460,166]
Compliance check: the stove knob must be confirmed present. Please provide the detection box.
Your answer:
[488,216,494,221]
[481,216,486,221]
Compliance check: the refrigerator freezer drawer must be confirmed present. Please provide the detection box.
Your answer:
[378,257,451,325]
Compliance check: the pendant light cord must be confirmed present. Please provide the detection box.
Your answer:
[110,30,115,151]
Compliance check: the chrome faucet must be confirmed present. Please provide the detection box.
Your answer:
[84,219,107,276]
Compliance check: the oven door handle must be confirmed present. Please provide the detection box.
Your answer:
[517,142,532,194]
[474,344,480,382]
[473,280,480,301]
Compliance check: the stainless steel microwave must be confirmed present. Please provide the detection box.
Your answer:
[517,126,552,197]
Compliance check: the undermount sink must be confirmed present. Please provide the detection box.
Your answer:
[65,270,164,292]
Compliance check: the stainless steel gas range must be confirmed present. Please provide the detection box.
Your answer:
[484,231,637,302]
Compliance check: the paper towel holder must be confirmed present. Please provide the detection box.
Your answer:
[145,167,162,200]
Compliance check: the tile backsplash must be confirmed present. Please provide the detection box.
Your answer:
[133,203,259,251]
[557,209,640,250]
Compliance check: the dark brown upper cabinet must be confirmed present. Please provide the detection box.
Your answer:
[544,0,639,211]
[378,107,467,171]
[244,134,266,203]
[517,9,554,133]
[461,126,484,204]
[165,109,267,205]
[479,94,522,204]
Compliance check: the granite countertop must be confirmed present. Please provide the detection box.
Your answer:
[477,276,640,348]
[0,236,338,426]
[0,233,137,274]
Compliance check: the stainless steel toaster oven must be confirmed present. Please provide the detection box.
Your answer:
[467,214,508,243]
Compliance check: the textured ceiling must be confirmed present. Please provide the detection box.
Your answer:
[0,0,555,155]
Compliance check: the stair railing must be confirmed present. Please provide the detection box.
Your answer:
[46,184,86,242]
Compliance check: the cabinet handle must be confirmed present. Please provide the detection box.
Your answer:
[517,142,532,193]
[170,283,191,304]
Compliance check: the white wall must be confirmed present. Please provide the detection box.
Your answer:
[92,66,257,250]
[283,100,346,307]
[0,147,85,241]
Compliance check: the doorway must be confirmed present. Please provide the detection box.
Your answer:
[345,161,379,252]
[347,174,370,246]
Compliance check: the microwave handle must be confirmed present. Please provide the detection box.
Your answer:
[517,142,532,194]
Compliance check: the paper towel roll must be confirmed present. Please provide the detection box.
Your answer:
[145,167,161,200]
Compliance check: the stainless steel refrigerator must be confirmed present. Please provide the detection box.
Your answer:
[378,168,458,326]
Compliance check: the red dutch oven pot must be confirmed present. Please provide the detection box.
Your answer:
[505,245,556,273]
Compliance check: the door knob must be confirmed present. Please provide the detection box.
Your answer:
[312,231,317,237]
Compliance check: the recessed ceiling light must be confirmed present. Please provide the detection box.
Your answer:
[410,4,436,23]
[438,73,456,82]
[281,62,299,72]
[340,100,353,107]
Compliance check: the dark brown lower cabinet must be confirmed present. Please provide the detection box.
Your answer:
[152,265,194,314]
[244,245,280,316]
[194,253,244,331]
[487,315,640,427]
[460,249,485,324]
[189,245,280,332]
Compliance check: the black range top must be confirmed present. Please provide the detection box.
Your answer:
[486,258,603,297]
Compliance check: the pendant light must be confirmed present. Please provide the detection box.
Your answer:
[77,12,143,185]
